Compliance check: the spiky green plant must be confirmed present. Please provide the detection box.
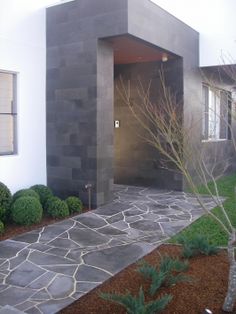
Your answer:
[137,256,190,296]
[137,262,166,296]
[177,235,219,258]
[159,256,189,273]
[100,287,172,314]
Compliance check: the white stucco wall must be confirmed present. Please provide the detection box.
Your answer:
[0,0,49,193]
[151,0,236,66]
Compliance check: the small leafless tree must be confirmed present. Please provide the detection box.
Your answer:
[117,68,236,312]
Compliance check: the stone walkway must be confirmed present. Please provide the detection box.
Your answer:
[0,185,219,314]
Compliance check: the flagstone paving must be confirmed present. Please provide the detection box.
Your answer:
[0,185,222,314]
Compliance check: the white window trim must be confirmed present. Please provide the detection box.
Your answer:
[202,84,231,142]
[0,70,18,156]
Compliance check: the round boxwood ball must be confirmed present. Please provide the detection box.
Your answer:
[11,196,43,226]
[0,220,4,234]
[13,189,40,202]
[0,182,12,212]
[66,196,83,214]
[47,198,69,218]
[30,185,53,207]
[0,206,6,222]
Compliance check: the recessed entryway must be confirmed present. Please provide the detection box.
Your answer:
[105,35,183,189]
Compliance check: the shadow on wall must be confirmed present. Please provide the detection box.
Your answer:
[114,59,184,190]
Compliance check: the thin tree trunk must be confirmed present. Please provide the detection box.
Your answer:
[223,236,236,312]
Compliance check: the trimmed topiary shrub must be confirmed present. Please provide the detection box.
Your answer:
[13,189,40,202]
[11,196,43,226]
[47,197,69,218]
[44,196,60,213]
[0,206,6,222]
[65,196,83,214]
[30,184,53,208]
[0,220,4,234]
[0,182,12,220]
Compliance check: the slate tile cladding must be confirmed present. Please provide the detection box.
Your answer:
[46,0,201,207]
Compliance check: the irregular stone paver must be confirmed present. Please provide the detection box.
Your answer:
[0,185,222,314]
[98,226,127,235]
[0,241,26,259]
[0,287,35,307]
[130,219,162,232]
[5,261,45,287]
[69,228,110,247]
[83,242,154,274]
[75,214,107,228]
[47,275,74,299]
[75,265,110,282]
[0,305,25,314]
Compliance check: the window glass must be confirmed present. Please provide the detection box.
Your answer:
[0,72,17,155]
[202,85,231,141]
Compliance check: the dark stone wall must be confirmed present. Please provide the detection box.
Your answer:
[46,0,208,207]
[114,59,183,190]
[46,0,127,206]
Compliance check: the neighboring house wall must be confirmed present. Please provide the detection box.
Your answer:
[151,0,236,66]
[201,68,236,176]
[0,1,47,193]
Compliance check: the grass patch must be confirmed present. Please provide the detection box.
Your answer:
[170,174,236,247]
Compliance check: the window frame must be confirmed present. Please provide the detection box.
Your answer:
[202,84,231,142]
[0,70,18,156]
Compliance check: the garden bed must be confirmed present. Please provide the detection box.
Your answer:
[61,244,231,314]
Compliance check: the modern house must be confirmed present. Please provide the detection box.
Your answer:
[1,0,236,207]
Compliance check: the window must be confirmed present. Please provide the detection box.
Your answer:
[202,85,231,141]
[0,72,17,155]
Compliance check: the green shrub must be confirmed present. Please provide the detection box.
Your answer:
[137,256,190,296]
[11,196,43,226]
[0,182,12,220]
[177,235,219,258]
[0,206,6,222]
[44,196,59,213]
[65,196,83,214]
[101,287,172,314]
[30,184,53,207]
[0,220,4,234]
[13,189,40,202]
[47,197,69,218]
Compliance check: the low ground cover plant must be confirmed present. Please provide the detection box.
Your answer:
[0,181,83,231]
[177,234,219,258]
[137,256,190,296]
[101,255,192,313]
[101,287,172,314]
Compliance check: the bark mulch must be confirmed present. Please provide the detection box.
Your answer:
[61,244,232,314]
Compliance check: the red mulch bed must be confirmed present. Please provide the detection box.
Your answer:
[61,244,232,314]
